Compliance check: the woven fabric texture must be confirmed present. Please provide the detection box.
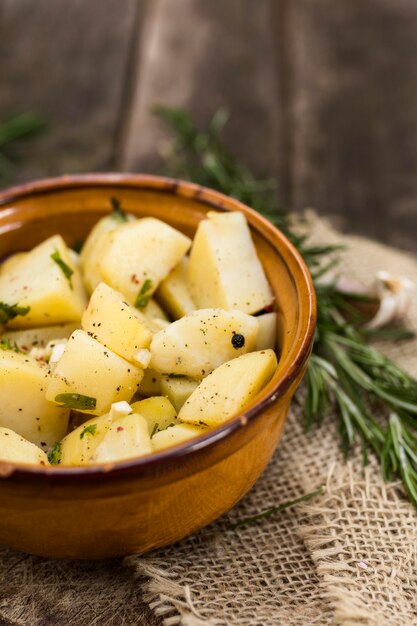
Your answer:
[0,217,416,626]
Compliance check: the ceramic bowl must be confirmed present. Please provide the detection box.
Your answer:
[0,174,316,559]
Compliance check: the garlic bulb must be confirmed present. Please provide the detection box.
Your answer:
[366,271,415,330]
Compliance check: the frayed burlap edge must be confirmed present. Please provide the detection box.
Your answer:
[124,557,218,626]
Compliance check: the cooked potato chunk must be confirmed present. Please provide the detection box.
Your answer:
[0,235,87,328]
[255,312,277,350]
[152,423,205,452]
[136,368,162,397]
[0,428,49,465]
[143,298,169,322]
[1,322,79,352]
[60,413,113,466]
[150,308,258,377]
[188,211,273,314]
[46,330,144,415]
[93,413,152,463]
[98,218,191,304]
[80,213,135,294]
[82,283,152,362]
[0,350,69,449]
[178,349,277,427]
[160,376,200,412]
[156,257,196,320]
[0,252,27,275]
[131,396,177,436]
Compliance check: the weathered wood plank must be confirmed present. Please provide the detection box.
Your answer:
[119,0,283,181]
[0,0,143,183]
[285,0,417,251]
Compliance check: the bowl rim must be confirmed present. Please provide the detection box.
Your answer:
[0,173,316,480]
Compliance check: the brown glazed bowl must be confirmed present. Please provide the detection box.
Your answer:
[0,174,316,559]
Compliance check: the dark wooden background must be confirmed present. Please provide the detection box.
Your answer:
[1,0,416,251]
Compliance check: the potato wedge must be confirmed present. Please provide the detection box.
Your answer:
[0,428,49,465]
[150,308,258,377]
[178,349,277,427]
[156,257,196,320]
[0,349,69,449]
[46,330,144,415]
[160,376,200,412]
[98,218,191,304]
[152,423,205,452]
[188,211,273,314]
[131,396,177,436]
[2,322,79,352]
[255,312,277,350]
[60,413,113,466]
[82,283,152,362]
[93,413,152,463]
[80,213,135,294]
[136,368,162,397]
[0,235,87,328]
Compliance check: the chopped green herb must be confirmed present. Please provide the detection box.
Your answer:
[80,424,97,439]
[50,250,74,289]
[110,196,128,223]
[0,302,30,324]
[55,393,97,411]
[48,442,62,465]
[135,279,153,309]
[0,338,23,353]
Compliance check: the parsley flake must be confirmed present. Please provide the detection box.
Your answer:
[48,442,62,465]
[80,424,97,439]
[0,338,23,353]
[135,279,153,309]
[50,251,74,289]
[0,302,30,324]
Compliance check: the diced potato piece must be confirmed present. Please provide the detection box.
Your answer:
[156,257,196,319]
[0,428,49,465]
[46,330,144,415]
[188,211,274,314]
[93,413,153,463]
[143,298,169,321]
[82,283,152,362]
[255,312,277,351]
[0,235,87,328]
[150,308,258,377]
[0,252,27,275]
[60,413,113,466]
[179,349,277,427]
[136,369,162,397]
[80,213,135,294]
[160,376,200,412]
[152,423,205,452]
[98,218,191,304]
[0,350,69,449]
[131,396,177,436]
[2,322,79,352]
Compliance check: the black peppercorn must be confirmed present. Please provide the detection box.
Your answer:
[231,333,245,349]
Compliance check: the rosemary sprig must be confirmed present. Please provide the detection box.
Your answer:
[0,113,45,184]
[156,107,417,509]
[230,487,325,529]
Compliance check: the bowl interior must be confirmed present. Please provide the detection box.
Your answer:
[0,174,315,477]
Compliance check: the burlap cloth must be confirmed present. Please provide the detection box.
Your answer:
[0,217,416,626]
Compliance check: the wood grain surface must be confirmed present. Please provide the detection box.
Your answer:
[1,0,415,250]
